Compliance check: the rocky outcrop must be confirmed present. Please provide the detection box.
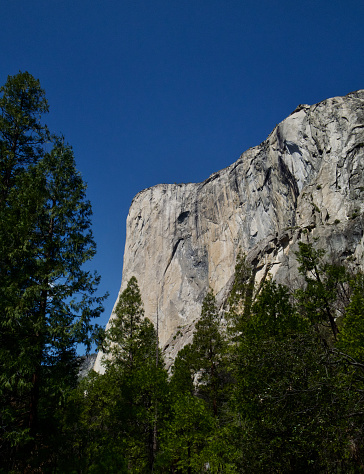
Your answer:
[79,353,98,379]
[94,90,364,373]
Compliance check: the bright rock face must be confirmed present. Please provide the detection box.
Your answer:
[94,90,364,372]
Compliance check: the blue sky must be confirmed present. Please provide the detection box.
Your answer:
[1,0,363,336]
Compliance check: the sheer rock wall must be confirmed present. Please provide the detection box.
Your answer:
[95,90,364,372]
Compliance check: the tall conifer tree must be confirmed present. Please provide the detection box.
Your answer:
[87,277,168,472]
[0,73,105,470]
[191,289,227,417]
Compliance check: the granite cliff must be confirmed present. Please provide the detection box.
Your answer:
[94,90,364,372]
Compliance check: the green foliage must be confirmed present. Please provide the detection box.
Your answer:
[60,370,129,473]
[0,71,49,196]
[295,241,350,339]
[223,268,341,469]
[50,239,364,472]
[170,343,195,396]
[78,277,169,472]
[249,278,309,340]
[227,252,254,326]
[0,72,106,471]
[224,244,364,472]
[159,392,214,472]
[337,272,364,361]
[231,331,354,472]
[191,289,228,416]
[164,290,232,472]
[105,276,147,368]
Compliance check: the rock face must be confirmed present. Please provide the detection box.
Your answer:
[78,353,97,379]
[94,90,364,372]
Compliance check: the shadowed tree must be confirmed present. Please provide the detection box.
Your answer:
[78,277,168,472]
[0,73,105,471]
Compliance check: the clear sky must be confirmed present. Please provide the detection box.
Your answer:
[1,0,363,335]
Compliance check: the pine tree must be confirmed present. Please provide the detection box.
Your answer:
[0,73,105,470]
[0,71,49,204]
[191,289,227,417]
[226,251,255,335]
[294,241,349,340]
[163,290,231,472]
[171,289,228,418]
[170,343,196,396]
[86,277,168,472]
[229,275,355,472]
[337,273,364,361]
[0,72,50,369]
[225,247,364,472]
[105,276,146,368]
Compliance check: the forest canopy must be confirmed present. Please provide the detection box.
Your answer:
[71,244,364,473]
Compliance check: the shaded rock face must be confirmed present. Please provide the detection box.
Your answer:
[94,90,364,372]
[78,353,97,379]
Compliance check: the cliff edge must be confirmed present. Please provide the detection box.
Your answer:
[95,90,364,372]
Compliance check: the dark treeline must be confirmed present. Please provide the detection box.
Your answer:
[1,73,364,473]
